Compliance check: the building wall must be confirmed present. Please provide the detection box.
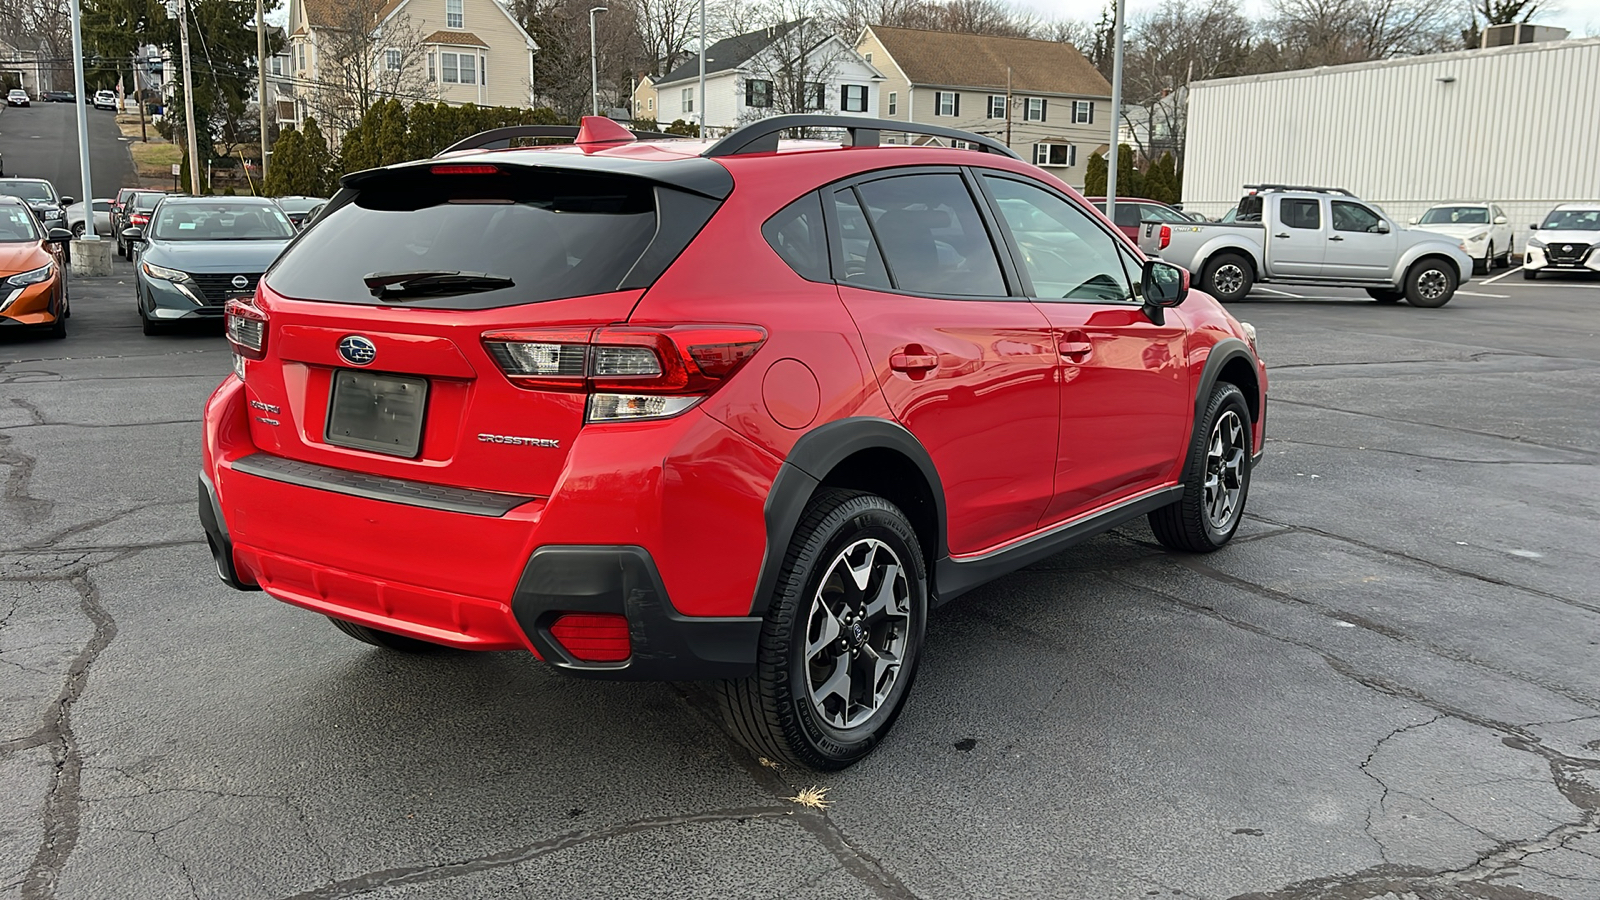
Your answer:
[402,0,534,108]
[653,48,880,133]
[1183,37,1600,226]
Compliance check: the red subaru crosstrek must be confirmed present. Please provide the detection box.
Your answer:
[201,115,1266,769]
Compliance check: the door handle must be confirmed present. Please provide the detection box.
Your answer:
[1058,331,1092,361]
[1329,235,1344,241]
[889,346,939,372]
[1275,233,1291,238]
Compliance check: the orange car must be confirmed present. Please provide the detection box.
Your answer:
[0,197,70,338]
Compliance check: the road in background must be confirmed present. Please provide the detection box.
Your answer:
[2,268,1599,899]
[0,100,135,200]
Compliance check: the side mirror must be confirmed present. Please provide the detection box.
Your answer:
[122,227,145,244]
[1375,221,1390,234]
[60,196,76,206]
[1141,259,1188,324]
[1529,223,1539,230]
[1493,215,1507,225]
[1407,217,1418,225]
[47,228,73,243]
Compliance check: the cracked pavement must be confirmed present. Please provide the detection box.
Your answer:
[2,261,1598,899]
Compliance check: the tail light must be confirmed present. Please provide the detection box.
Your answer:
[225,298,268,362]
[482,325,766,423]
[131,213,149,226]
[549,613,631,662]
[1159,225,1172,250]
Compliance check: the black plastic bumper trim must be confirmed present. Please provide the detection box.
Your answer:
[230,452,534,517]
[511,545,761,681]
[198,473,260,591]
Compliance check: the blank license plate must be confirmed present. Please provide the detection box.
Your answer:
[325,370,429,458]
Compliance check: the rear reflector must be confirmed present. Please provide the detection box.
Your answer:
[549,613,631,662]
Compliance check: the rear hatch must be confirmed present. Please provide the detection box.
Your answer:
[231,157,726,498]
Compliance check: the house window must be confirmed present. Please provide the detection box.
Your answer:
[385,49,401,71]
[988,95,1005,119]
[841,84,867,112]
[647,97,654,111]
[1032,143,1075,167]
[275,99,295,122]
[270,55,283,76]
[805,81,826,110]
[479,53,486,84]
[446,0,463,28]
[864,52,871,64]
[681,87,693,113]
[887,92,896,115]
[296,44,305,72]
[439,51,474,84]
[1025,97,1046,122]
[428,51,436,81]
[1073,100,1094,124]
[935,91,957,116]
[746,78,772,108]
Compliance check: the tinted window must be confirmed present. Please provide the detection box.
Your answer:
[1331,201,1383,233]
[1144,204,1191,223]
[832,189,891,291]
[762,192,829,282]
[0,181,56,203]
[152,202,296,241]
[1541,208,1600,230]
[1281,198,1321,229]
[983,175,1134,303]
[854,173,1005,296]
[267,168,660,306]
[133,191,168,212]
[1419,205,1488,225]
[0,206,41,242]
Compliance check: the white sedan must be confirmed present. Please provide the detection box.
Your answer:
[1409,203,1515,275]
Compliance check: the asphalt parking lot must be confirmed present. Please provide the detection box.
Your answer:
[2,261,1598,900]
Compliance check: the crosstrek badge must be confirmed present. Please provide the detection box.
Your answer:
[478,433,560,448]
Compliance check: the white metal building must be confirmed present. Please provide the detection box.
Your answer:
[1182,37,1600,228]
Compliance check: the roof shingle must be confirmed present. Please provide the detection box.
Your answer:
[423,29,489,46]
[658,20,804,86]
[301,0,405,30]
[868,25,1110,97]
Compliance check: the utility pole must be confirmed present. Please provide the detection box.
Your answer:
[178,0,202,195]
[1004,66,1012,149]
[1105,0,1126,223]
[67,0,96,238]
[589,7,607,117]
[133,51,147,142]
[257,0,268,193]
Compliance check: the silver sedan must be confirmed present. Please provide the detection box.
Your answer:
[65,198,114,238]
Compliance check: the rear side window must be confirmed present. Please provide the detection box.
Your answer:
[266,168,664,308]
[854,173,1006,297]
[762,192,829,282]
[832,189,892,291]
[1281,198,1321,230]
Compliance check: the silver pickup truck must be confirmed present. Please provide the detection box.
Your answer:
[1139,185,1474,308]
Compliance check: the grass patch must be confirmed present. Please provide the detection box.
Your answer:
[130,142,181,170]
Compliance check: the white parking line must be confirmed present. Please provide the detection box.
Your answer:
[1481,266,1522,284]
[1456,290,1510,298]
[1255,287,1306,298]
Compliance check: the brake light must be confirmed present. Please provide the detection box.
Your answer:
[482,325,766,422]
[131,213,149,226]
[549,613,630,662]
[225,298,268,361]
[431,164,499,175]
[1159,225,1172,250]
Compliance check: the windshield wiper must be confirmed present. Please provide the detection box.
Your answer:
[363,270,515,299]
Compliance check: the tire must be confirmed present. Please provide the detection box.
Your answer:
[1473,243,1492,276]
[1403,258,1456,308]
[1366,288,1404,304]
[718,489,928,771]
[327,616,440,652]
[117,236,125,258]
[71,221,85,239]
[138,293,165,335]
[1499,240,1513,269]
[1202,253,1253,303]
[1149,382,1253,553]
[1523,267,1538,281]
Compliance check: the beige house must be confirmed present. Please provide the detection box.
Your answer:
[281,0,537,136]
[632,75,658,123]
[855,26,1111,188]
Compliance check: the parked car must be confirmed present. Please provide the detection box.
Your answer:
[0,178,71,235]
[272,195,327,229]
[1410,202,1514,274]
[65,198,114,238]
[0,149,5,178]
[198,115,1268,770]
[125,196,294,334]
[92,90,117,111]
[0,197,71,338]
[1086,197,1195,240]
[6,90,30,107]
[42,90,76,102]
[115,190,169,258]
[1139,184,1473,307]
[1523,204,1600,279]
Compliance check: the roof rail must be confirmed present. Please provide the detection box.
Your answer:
[437,123,679,156]
[1241,184,1354,196]
[703,115,1022,160]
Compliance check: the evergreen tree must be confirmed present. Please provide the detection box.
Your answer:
[376,98,412,166]
[1084,152,1108,196]
[262,126,300,196]
[1115,145,1145,198]
[1147,152,1180,205]
[299,118,335,196]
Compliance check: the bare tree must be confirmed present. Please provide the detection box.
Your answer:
[297,0,436,134]
[1120,0,1256,166]
[1267,0,1465,67]
[630,0,700,76]
[736,13,849,126]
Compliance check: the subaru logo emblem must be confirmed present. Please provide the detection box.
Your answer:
[232,275,249,290]
[338,335,377,366]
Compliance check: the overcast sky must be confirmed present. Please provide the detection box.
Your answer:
[1012,0,1600,38]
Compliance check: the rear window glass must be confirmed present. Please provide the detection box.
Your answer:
[763,192,829,282]
[265,168,658,307]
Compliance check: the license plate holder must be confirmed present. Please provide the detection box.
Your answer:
[325,370,429,458]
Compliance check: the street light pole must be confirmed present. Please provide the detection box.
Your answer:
[1105,0,1127,226]
[67,0,96,238]
[589,7,607,117]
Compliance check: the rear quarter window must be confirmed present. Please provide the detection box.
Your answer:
[762,192,829,282]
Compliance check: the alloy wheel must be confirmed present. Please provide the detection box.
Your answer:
[1214,265,1245,296]
[1417,268,1449,301]
[1204,410,1247,530]
[804,538,911,731]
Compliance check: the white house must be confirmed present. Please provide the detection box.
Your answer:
[652,21,884,134]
